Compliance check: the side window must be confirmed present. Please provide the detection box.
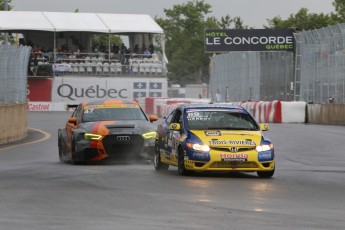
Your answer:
[72,104,83,123]
[165,111,174,124]
[171,110,182,123]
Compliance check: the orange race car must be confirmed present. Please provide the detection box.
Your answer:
[58,99,158,164]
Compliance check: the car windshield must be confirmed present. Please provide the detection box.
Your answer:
[186,110,259,131]
[82,107,147,122]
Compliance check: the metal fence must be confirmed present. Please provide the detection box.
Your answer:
[0,45,31,104]
[209,23,345,104]
[209,51,294,102]
[294,24,345,104]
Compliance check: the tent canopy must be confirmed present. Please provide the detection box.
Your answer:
[0,11,163,34]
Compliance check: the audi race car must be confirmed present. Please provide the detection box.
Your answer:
[154,104,275,178]
[58,99,158,164]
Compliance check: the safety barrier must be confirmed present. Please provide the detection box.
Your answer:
[0,103,28,145]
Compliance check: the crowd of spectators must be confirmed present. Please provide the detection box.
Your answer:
[27,40,160,76]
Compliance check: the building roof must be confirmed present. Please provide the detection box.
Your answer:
[0,11,163,34]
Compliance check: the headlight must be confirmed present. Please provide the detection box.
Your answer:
[142,131,157,139]
[256,144,273,152]
[186,142,210,152]
[84,133,102,140]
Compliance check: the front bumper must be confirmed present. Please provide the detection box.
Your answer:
[74,134,156,161]
[184,149,275,172]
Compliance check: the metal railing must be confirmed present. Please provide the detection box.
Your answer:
[0,45,31,104]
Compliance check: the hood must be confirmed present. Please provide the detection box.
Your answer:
[190,130,262,147]
[79,120,156,135]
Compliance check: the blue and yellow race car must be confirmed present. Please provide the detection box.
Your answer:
[154,104,275,178]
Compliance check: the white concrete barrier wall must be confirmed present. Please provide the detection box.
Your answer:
[281,101,306,123]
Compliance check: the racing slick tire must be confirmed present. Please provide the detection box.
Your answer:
[71,138,82,165]
[177,146,191,176]
[153,144,169,171]
[257,167,275,178]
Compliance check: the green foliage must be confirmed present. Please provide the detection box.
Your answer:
[0,0,12,10]
[91,34,122,51]
[156,0,246,85]
[333,0,345,20]
[267,3,342,30]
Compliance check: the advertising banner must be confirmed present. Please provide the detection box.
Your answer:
[28,102,52,111]
[205,29,295,52]
[52,76,167,103]
[27,78,53,102]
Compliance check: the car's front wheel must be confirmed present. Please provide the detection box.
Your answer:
[58,137,64,162]
[177,147,190,176]
[153,144,169,171]
[70,139,82,165]
[257,167,275,178]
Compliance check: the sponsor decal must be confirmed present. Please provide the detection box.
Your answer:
[258,152,273,161]
[28,102,51,111]
[84,104,139,110]
[220,153,248,162]
[187,112,210,121]
[191,152,209,160]
[221,131,252,135]
[204,131,221,136]
[209,139,256,146]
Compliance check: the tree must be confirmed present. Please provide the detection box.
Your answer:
[0,0,13,44]
[91,34,122,52]
[333,0,345,20]
[0,0,12,10]
[155,0,246,85]
[266,1,342,30]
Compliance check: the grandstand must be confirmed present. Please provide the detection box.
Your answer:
[0,11,168,105]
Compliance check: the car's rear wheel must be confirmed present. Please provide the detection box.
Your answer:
[153,144,169,171]
[257,167,275,178]
[177,147,190,176]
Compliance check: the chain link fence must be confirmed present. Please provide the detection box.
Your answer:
[209,51,294,102]
[209,23,345,104]
[0,44,31,105]
[294,23,345,104]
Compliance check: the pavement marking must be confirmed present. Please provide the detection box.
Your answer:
[0,128,51,151]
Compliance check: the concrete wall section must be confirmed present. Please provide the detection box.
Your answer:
[0,103,28,145]
[307,104,345,125]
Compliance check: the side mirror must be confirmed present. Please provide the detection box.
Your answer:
[68,117,77,125]
[260,123,270,131]
[149,115,158,122]
[169,123,181,131]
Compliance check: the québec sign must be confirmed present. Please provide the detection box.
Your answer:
[205,29,295,52]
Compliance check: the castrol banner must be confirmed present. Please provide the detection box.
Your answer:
[28,102,52,111]
[52,76,167,103]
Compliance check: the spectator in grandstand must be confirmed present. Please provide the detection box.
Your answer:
[141,44,146,53]
[149,44,155,54]
[113,43,119,53]
[68,51,77,60]
[34,45,41,56]
[142,48,151,58]
[120,43,128,55]
[134,44,140,53]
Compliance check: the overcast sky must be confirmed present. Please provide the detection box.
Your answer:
[10,0,335,28]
